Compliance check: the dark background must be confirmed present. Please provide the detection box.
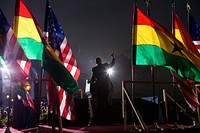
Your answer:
[0,0,200,101]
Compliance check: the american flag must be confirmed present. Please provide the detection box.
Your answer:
[189,13,200,52]
[44,1,80,80]
[44,0,80,120]
[0,8,31,81]
[172,72,199,111]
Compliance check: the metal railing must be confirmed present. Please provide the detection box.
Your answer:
[121,80,199,132]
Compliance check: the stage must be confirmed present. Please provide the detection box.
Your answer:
[1,99,200,132]
[1,124,200,133]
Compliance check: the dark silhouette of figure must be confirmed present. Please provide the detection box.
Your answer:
[90,52,115,125]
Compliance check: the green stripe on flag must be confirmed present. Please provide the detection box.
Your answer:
[18,38,43,60]
[133,45,200,81]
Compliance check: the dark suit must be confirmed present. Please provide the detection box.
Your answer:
[90,58,115,125]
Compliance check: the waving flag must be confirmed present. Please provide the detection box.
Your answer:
[173,11,200,58]
[189,13,200,53]
[172,72,199,111]
[0,8,31,81]
[44,0,80,120]
[44,0,80,81]
[172,11,199,111]
[14,0,43,60]
[132,7,200,82]
[14,0,78,93]
[47,81,76,120]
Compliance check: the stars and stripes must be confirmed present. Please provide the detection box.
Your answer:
[189,13,200,53]
[44,0,80,120]
[172,72,199,111]
[44,1,80,80]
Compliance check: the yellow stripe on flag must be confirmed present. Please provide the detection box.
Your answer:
[175,29,184,44]
[135,25,180,56]
[14,16,42,43]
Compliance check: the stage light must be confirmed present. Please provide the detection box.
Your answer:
[107,68,113,75]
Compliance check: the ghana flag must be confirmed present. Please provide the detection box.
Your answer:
[14,0,78,93]
[14,0,43,60]
[173,11,200,58]
[132,7,200,82]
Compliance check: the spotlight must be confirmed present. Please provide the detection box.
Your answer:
[107,68,113,75]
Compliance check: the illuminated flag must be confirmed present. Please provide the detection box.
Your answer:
[44,0,80,120]
[172,11,199,111]
[44,0,80,80]
[132,7,200,82]
[14,0,43,60]
[0,8,31,81]
[189,13,200,53]
[14,0,78,93]
[47,81,76,120]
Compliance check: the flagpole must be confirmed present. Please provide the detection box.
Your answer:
[172,0,175,35]
[186,3,191,35]
[52,81,63,133]
[4,80,12,133]
[30,60,45,133]
[145,0,150,16]
[171,0,178,126]
[43,1,56,131]
[43,1,64,131]
[171,0,183,129]
[31,60,45,132]
[130,0,142,132]
[131,0,136,126]
[145,0,163,131]
[40,23,66,133]
[35,24,63,132]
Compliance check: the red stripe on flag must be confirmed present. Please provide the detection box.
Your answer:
[172,72,199,111]
[15,0,33,18]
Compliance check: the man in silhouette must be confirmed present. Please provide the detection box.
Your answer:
[90,52,115,125]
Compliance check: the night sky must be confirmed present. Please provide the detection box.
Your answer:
[0,0,200,99]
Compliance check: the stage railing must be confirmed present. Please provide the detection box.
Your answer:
[121,80,199,132]
[162,89,195,124]
[121,80,148,132]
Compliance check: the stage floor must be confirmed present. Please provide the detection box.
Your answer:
[1,124,200,133]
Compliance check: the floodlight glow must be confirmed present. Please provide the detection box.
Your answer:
[107,68,113,75]
[0,56,11,77]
